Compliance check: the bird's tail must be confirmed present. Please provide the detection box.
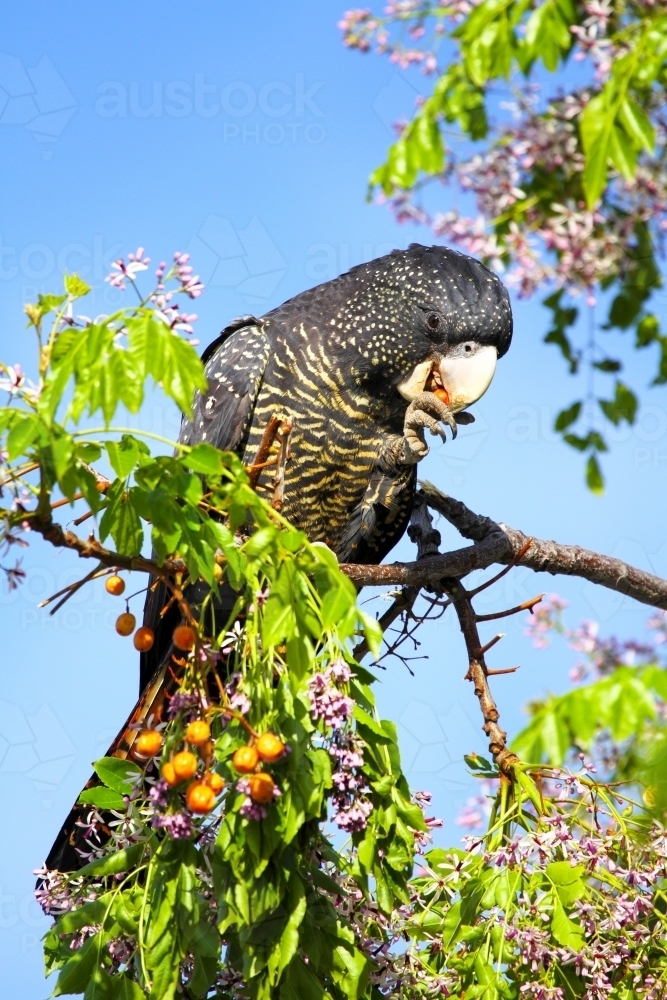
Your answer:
[41,574,238,877]
[42,655,176,874]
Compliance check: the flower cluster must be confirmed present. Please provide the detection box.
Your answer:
[104,248,205,332]
[329,734,373,832]
[308,660,354,728]
[308,660,374,831]
[524,594,665,681]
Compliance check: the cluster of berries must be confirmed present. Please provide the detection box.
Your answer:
[133,719,224,814]
[107,572,287,818]
[230,732,286,805]
[107,574,200,656]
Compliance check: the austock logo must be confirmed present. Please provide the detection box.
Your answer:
[0,701,75,807]
[0,54,76,158]
[187,215,287,304]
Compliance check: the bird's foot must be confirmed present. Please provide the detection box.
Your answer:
[402,391,467,463]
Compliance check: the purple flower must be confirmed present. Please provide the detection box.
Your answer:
[333,797,373,832]
[149,779,170,810]
[308,673,353,728]
[151,811,193,839]
[166,691,201,719]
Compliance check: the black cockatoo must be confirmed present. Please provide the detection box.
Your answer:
[42,243,512,874]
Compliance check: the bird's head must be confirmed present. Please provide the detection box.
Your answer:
[329,243,512,413]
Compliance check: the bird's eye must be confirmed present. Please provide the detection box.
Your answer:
[426,313,440,332]
[463,342,473,353]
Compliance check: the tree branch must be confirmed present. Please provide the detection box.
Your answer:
[340,482,667,611]
[28,513,186,578]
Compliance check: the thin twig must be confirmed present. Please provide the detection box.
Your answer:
[476,594,544,622]
[39,562,111,615]
[467,539,533,597]
[445,578,518,774]
[474,633,504,657]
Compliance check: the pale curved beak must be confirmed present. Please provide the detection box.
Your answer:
[397,359,433,402]
[439,345,497,412]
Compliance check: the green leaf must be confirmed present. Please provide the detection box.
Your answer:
[99,481,144,556]
[54,894,114,935]
[551,898,585,950]
[464,753,494,771]
[579,93,611,208]
[54,934,102,995]
[184,442,225,475]
[608,123,637,180]
[6,414,38,460]
[636,314,660,347]
[353,705,393,743]
[617,98,654,152]
[84,967,113,1000]
[546,861,586,905]
[599,381,637,426]
[586,453,604,495]
[106,436,140,479]
[108,977,145,1000]
[554,402,581,433]
[593,359,621,373]
[78,786,126,810]
[515,768,543,812]
[320,578,356,629]
[76,843,146,879]
[93,756,143,795]
[357,609,383,659]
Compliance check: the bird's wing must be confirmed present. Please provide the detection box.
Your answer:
[140,318,270,692]
[180,317,270,452]
[336,463,416,564]
[40,319,272,876]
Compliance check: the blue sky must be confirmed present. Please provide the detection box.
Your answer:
[0,3,666,995]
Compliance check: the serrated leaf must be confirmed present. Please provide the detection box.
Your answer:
[93,756,143,794]
[551,899,585,949]
[106,436,140,479]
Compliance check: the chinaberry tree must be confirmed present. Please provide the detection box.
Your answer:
[339,0,667,490]
[2,253,667,999]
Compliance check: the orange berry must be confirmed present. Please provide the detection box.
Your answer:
[204,772,225,794]
[232,745,259,774]
[106,575,126,596]
[172,750,198,781]
[433,387,450,405]
[173,624,196,651]
[135,729,162,757]
[115,612,136,636]
[133,626,155,652]
[256,732,286,764]
[185,720,211,746]
[161,761,179,787]
[186,781,216,814]
[213,562,224,583]
[248,772,275,804]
